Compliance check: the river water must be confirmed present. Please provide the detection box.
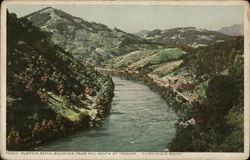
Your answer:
[38,77,177,152]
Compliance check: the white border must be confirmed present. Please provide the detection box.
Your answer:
[0,1,249,160]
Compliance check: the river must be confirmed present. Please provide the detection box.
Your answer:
[37,76,177,152]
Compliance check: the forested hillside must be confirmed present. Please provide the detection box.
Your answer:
[6,11,114,150]
[168,36,244,151]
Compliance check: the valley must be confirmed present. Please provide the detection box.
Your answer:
[6,6,244,152]
[97,35,244,152]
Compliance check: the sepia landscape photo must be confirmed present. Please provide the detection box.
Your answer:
[1,1,248,157]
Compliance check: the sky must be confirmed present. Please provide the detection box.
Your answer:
[7,4,244,33]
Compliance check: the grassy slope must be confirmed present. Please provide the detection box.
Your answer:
[109,50,156,68]
[152,60,183,77]
[150,48,185,64]
[106,48,185,69]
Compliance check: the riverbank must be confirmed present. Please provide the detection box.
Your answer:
[97,68,197,150]
[98,68,195,107]
[7,76,114,151]
[37,77,177,152]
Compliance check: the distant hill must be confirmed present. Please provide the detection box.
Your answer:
[142,27,229,48]
[134,30,150,37]
[217,24,244,36]
[25,7,150,65]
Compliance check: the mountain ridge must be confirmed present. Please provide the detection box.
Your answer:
[134,29,150,37]
[24,7,230,65]
[140,27,229,48]
[217,24,243,36]
[25,7,150,65]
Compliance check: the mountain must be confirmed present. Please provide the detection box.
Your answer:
[24,7,151,65]
[143,27,229,48]
[7,11,114,150]
[134,30,150,37]
[217,24,244,36]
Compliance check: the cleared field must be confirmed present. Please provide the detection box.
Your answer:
[109,48,185,69]
[153,60,183,72]
[108,50,156,68]
[150,48,185,64]
[129,53,158,68]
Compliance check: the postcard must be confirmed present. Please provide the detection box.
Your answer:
[0,0,249,159]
